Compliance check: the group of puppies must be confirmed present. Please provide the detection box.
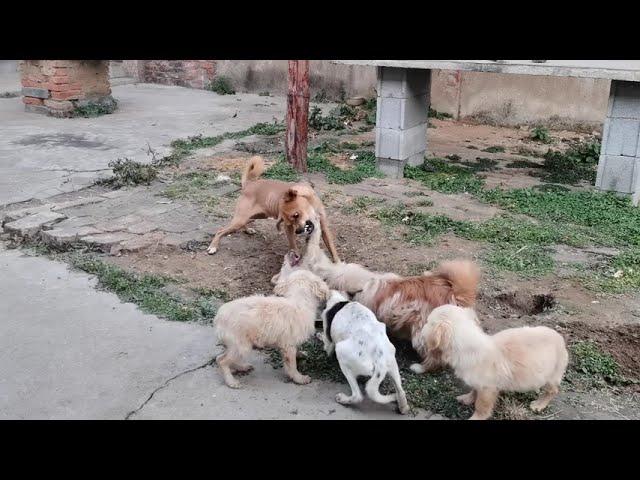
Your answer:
[211,156,569,420]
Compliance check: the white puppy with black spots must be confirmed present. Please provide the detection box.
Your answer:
[320,290,409,414]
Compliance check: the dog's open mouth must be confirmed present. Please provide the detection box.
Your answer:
[296,220,315,235]
[287,251,301,266]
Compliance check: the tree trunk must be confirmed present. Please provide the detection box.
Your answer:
[285,60,310,172]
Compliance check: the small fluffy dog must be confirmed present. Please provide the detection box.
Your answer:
[355,260,480,374]
[321,291,409,414]
[271,216,399,290]
[207,156,340,262]
[423,304,569,420]
[214,251,330,388]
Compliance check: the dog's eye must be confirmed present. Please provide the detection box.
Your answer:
[293,213,299,219]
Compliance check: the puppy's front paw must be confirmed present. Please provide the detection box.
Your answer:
[397,401,410,415]
[225,380,242,389]
[293,375,312,385]
[529,400,548,413]
[456,392,476,406]
[409,363,426,374]
[244,228,257,235]
[336,393,352,405]
[207,246,218,255]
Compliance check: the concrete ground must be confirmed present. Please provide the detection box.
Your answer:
[0,84,425,420]
[0,83,285,206]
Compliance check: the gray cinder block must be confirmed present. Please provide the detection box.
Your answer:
[21,87,50,99]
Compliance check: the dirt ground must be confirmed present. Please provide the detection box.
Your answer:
[102,117,639,417]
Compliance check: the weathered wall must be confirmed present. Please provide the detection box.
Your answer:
[215,61,610,129]
[126,61,215,89]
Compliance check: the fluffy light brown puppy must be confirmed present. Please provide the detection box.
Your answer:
[271,215,399,290]
[355,260,480,373]
[423,304,569,420]
[207,156,340,262]
[214,251,330,389]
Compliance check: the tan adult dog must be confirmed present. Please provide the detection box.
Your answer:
[206,156,340,262]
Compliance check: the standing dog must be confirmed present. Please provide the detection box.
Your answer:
[321,290,409,414]
[214,251,330,388]
[423,304,569,420]
[207,156,340,262]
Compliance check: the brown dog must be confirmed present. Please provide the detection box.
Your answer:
[354,260,480,373]
[207,156,340,262]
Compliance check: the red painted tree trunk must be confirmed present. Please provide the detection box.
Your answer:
[285,60,310,172]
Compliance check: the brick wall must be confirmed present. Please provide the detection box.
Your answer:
[133,60,215,89]
[20,60,113,117]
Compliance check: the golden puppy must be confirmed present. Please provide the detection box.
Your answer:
[423,304,569,420]
[207,156,340,262]
[214,251,330,388]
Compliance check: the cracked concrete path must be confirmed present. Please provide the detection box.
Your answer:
[0,245,425,420]
[0,244,217,419]
[0,83,285,207]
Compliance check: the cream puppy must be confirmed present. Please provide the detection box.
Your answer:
[423,304,568,420]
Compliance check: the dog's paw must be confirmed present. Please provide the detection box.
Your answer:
[225,380,242,389]
[409,363,426,374]
[529,400,548,413]
[293,375,312,385]
[335,393,352,405]
[207,246,218,255]
[456,392,476,406]
[397,401,410,415]
[244,228,257,235]
[296,350,308,359]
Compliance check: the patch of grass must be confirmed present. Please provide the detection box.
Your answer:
[461,157,499,172]
[162,171,233,214]
[69,255,218,322]
[567,341,628,388]
[341,195,379,215]
[312,89,329,103]
[484,244,555,276]
[103,158,158,188]
[415,198,434,207]
[591,248,640,294]
[428,108,453,120]
[530,126,552,143]
[541,140,600,184]
[512,146,545,158]
[262,157,300,182]
[478,188,640,248]
[72,99,118,118]
[482,145,505,153]
[207,76,235,95]
[505,159,543,169]
[466,145,479,150]
[308,150,383,184]
[308,105,346,131]
[165,121,285,165]
[404,158,485,194]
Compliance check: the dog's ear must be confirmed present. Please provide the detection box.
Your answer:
[291,184,316,200]
[427,322,452,352]
[283,188,298,203]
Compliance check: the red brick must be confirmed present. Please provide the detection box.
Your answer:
[50,75,70,84]
[22,97,45,106]
[51,90,83,101]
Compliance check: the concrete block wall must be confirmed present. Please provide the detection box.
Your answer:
[596,80,640,204]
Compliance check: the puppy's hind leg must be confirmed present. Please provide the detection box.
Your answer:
[216,349,242,389]
[530,383,559,413]
[335,342,364,406]
[469,388,498,420]
[387,360,410,414]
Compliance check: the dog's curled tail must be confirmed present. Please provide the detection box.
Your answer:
[241,156,265,188]
[435,260,480,307]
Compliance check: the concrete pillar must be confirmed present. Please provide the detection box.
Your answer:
[596,80,640,206]
[375,67,431,178]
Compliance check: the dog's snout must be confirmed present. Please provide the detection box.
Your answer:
[304,220,314,233]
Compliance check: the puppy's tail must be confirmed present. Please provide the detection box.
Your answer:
[435,260,480,307]
[241,156,265,188]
